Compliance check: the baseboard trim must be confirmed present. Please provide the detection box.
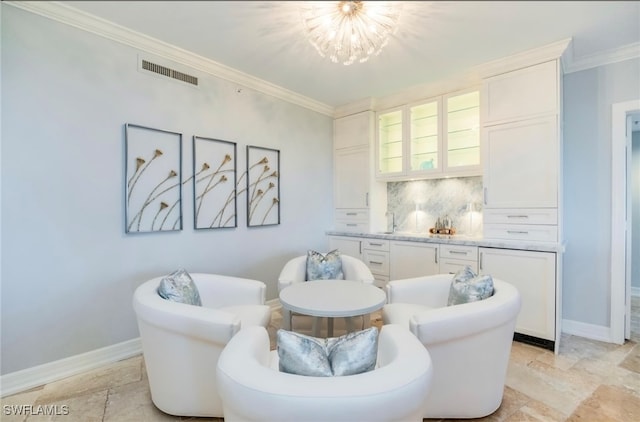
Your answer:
[1,338,142,398]
[562,319,614,343]
[2,301,282,398]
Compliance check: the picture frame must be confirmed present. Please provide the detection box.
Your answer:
[124,123,183,233]
[246,145,280,227]
[192,136,237,229]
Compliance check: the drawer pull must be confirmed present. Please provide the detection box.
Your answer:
[369,261,384,265]
[507,215,529,219]
[346,212,358,216]
[449,250,468,255]
[507,230,529,234]
[369,242,383,246]
[346,223,357,227]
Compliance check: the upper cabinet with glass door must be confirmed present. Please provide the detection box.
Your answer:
[376,88,481,180]
[445,90,480,170]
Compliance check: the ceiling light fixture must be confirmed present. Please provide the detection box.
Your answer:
[300,1,403,66]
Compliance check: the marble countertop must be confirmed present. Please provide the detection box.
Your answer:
[326,230,565,253]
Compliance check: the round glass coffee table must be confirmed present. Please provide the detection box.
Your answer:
[279,280,386,337]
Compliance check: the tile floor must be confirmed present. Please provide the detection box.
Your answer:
[2,305,640,422]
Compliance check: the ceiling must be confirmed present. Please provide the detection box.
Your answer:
[60,1,640,109]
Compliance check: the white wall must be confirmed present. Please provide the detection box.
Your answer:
[563,57,640,327]
[1,6,333,374]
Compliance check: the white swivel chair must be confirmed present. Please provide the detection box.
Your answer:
[278,253,375,335]
[216,324,433,422]
[133,273,271,417]
[383,274,521,419]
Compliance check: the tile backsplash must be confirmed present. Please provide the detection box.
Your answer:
[386,177,483,236]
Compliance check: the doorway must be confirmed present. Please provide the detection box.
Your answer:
[611,99,640,344]
[631,115,640,342]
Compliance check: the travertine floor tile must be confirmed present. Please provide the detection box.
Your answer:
[26,389,107,422]
[619,341,640,374]
[1,389,43,422]
[103,379,177,422]
[35,356,142,405]
[567,384,640,421]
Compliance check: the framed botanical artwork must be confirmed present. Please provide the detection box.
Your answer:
[192,136,237,229]
[124,123,182,233]
[246,145,280,227]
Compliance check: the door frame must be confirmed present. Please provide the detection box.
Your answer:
[611,99,640,344]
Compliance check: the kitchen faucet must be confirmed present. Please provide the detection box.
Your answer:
[385,211,396,233]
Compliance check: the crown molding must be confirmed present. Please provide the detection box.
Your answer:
[563,41,640,74]
[4,1,335,116]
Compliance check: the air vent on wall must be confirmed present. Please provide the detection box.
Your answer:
[141,59,198,86]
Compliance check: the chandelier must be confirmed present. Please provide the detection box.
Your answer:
[300,1,403,66]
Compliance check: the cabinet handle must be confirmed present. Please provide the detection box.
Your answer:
[483,187,488,205]
[359,241,362,255]
[369,242,383,246]
[369,261,383,265]
[366,192,369,207]
[507,230,529,235]
[479,252,483,270]
[507,215,529,219]
[449,250,468,255]
[434,248,438,264]
[346,212,358,216]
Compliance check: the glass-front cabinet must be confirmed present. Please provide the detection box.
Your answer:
[376,88,480,180]
[445,90,480,169]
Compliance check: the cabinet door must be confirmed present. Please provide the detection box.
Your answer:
[328,236,362,260]
[334,111,373,150]
[483,60,558,125]
[444,90,481,172]
[377,107,404,177]
[483,116,558,208]
[479,247,556,341]
[390,241,439,280]
[334,147,369,209]
[409,99,440,173]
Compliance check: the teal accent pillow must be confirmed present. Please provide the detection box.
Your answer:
[157,268,202,306]
[277,327,378,377]
[305,249,344,281]
[447,266,494,306]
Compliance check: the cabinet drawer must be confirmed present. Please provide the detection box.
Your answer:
[440,258,478,274]
[363,250,390,276]
[335,209,369,221]
[362,239,389,251]
[335,221,369,233]
[440,244,478,261]
[483,223,558,242]
[483,208,557,225]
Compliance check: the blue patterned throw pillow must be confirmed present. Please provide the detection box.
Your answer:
[277,327,378,377]
[305,249,344,281]
[447,265,494,306]
[157,268,202,306]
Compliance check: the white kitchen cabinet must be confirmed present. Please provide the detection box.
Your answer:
[482,60,559,125]
[361,239,390,288]
[481,59,562,243]
[439,244,478,274]
[376,88,481,180]
[390,241,439,280]
[482,116,558,209]
[328,235,364,260]
[333,111,386,233]
[334,147,369,209]
[479,247,557,348]
[334,111,371,149]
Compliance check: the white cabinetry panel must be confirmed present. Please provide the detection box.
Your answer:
[483,60,558,125]
[390,241,439,280]
[483,116,558,209]
[479,247,556,342]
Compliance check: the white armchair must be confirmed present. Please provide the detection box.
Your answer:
[278,254,375,335]
[383,274,521,419]
[132,273,271,417]
[216,324,433,422]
